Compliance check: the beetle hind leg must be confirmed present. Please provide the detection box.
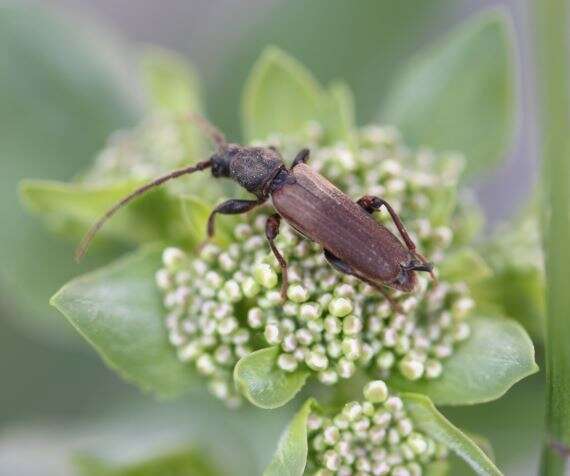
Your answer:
[323,249,402,312]
[265,213,289,298]
[357,195,435,281]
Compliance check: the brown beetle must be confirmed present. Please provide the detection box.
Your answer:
[77,115,434,302]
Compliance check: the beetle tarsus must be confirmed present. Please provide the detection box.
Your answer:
[265,213,289,298]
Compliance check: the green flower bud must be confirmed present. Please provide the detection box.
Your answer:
[253,263,278,288]
[328,297,353,317]
[363,380,389,403]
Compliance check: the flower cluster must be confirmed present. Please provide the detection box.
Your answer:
[86,115,188,184]
[306,380,447,475]
[156,246,252,407]
[156,123,477,405]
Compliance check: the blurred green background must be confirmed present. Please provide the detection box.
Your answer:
[0,1,541,475]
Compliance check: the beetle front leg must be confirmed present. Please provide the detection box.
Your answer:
[265,213,289,298]
[291,148,310,169]
[207,198,262,239]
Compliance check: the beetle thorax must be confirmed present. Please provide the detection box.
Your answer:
[227,145,284,196]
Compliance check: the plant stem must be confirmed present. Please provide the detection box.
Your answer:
[535,0,570,474]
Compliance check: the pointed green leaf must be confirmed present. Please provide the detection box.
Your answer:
[50,247,197,398]
[141,47,206,160]
[439,248,492,284]
[234,346,309,409]
[0,3,140,340]
[390,316,538,405]
[20,179,187,246]
[321,80,356,145]
[142,47,203,115]
[75,446,220,476]
[264,399,314,476]
[403,393,503,476]
[382,10,516,179]
[242,47,322,141]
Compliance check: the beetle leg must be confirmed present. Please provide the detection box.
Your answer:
[265,213,289,298]
[207,198,263,239]
[291,148,310,169]
[357,195,436,281]
[324,249,402,312]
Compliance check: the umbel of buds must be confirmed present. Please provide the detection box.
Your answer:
[156,123,476,405]
[306,380,447,475]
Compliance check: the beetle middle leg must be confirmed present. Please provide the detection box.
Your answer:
[324,249,402,312]
[265,213,289,298]
[291,148,310,168]
[207,198,263,239]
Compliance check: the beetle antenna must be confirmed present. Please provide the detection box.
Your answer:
[75,159,212,262]
[185,112,227,152]
[413,251,437,284]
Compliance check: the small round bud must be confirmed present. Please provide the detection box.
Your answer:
[278,353,298,372]
[264,323,282,345]
[399,358,425,381]
[376,351,395,370]
[220,280,241,303]
[323,425,341,445]
[323,450,340,471]
[342,315,362,335]
[328,297,353,317]
[397,418,413,437]
[336,358,356,379]
[299,302,320,320]
[242,277,260,298]
[155,269,172,290]
[253,263,278,289]
[218,316,238,336]
[163,247,186,269]
[196,354,215,375]
[341,337,361,361]
[287,284,309,303]
[425,359,443,379]
[342,401,362,421]
[307,351,329,371]
[319,369,339,385]
[282,333,297,352]
[408,432,428,454]
[363,380,389,403]
[247,308,264,329]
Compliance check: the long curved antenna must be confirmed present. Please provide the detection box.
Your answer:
[75,159,212,262]
[185,112,227,151]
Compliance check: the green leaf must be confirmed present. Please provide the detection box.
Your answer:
[473,267,545,341]
[141,47,206,161]
[234,346,309,409]
[50,247,197,398]
[403,393,503,476]
[75,446,220,476]
[382,10,516,179]
[390,316,538,405]
[142,47,203,115]
[425,461,451,476]
[242,47,322,141]
[263,399,313,476]
[20,179,186,246]
[0,3,140,341]
[321,81,356,145]
[439,248,492,284]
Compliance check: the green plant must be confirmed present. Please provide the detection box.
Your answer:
[20,9,544,476]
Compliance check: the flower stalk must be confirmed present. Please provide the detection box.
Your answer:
[535,0,570,473]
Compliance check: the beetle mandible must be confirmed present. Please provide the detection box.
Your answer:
[76,114,435,303]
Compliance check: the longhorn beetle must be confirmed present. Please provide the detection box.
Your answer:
[76,114,435,303]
